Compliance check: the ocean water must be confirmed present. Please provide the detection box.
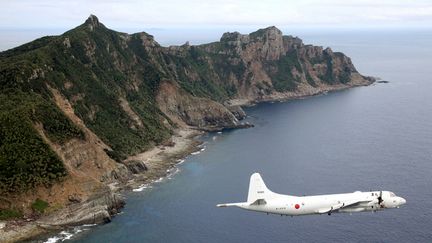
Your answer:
[42,30,431,242]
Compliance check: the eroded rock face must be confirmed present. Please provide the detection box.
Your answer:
[227,105,247,120]
[218,26,284,61]
[39,188,124,226]
[156,82,241,130]
[85,14,103,31]
[124,160,148,174]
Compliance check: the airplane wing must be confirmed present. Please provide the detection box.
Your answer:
[316,199,374,214]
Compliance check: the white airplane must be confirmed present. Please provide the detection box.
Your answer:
[217,173,406,216]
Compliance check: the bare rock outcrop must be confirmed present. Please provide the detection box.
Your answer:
[156,81,242,130]
[124,160,148,174]
[38,188,124,227]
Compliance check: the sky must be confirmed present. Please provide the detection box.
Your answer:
[0,0,431,50]
[1,0,431,29]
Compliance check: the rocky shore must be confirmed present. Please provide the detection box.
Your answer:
[0,128,204,242]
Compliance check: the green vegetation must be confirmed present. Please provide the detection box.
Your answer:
[0,209,22,220]
[172,46,242,101]
[31,198,49,213]
[318,53,335,84]
[338,70,351,84]
[267,50,302,92]
[305,71,316,87]
[309,52,352,85]
[0,90,74,193]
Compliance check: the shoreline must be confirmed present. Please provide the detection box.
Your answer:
[124,128,204,191]
[228,77,374,107]
[0,80,374,242]
[0,128,204,243]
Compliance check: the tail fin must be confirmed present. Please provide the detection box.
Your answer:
[247,173,272,204]
[216,173,273,208]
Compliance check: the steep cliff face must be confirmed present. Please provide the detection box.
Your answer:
[0,15,373,225]
[167,26,372,103]
[156,81,241,130]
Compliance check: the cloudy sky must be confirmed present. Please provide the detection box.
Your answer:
[0,0,431,50]
[1,0,431,29]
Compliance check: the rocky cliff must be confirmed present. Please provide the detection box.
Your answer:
[0,15,373,237]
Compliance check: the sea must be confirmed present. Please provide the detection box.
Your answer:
[19,28,431,242]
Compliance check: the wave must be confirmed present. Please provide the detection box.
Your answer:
[43,224,96,243]
[133,184,152,192]
[191,146,206,155]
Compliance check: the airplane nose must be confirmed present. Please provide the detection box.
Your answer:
[400,197,406,205]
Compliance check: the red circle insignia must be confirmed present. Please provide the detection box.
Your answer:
[295,204,300,209]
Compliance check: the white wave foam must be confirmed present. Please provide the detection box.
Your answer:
[167,168,180,180]
[81,224,97,227]
[61,230,74,240]
[44,236,61,243]
[43,224,95,243]
[133,184,150,192]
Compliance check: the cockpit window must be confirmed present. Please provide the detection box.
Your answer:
[389,192,396,197]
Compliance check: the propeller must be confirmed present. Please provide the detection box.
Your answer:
[377,191,384,207]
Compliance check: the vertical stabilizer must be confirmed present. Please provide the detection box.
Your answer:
[247,173,272,203]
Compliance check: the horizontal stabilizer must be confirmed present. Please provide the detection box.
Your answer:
[249,199,267,206]
[216,202,246,207]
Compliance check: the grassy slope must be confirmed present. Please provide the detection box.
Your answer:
[0,90,81,193]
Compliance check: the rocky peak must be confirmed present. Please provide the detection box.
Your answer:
[324,47,333,54]
[250,26,282,40]
[85,14,102,31]
[248,26,284,61]
[217,31,250,57]
[221,31,241,42]
[131,32,160,49]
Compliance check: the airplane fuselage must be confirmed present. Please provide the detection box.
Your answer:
[217,173,406,216]
[234,191,405,216]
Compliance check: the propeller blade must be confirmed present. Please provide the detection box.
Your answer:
[378,191,384,207]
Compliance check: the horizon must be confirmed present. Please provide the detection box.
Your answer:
[1,0,432,51]
[1,0,431,29]
[1,15,431,52]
